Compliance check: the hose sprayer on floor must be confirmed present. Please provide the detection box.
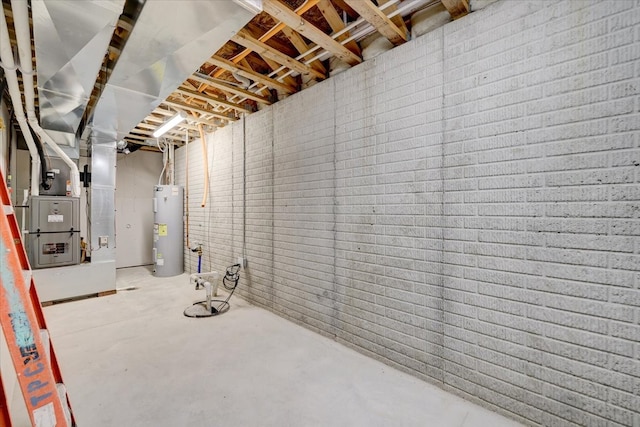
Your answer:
[184,264,241,318]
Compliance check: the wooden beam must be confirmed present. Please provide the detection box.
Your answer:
[331,0,358,19]
[344,0,407,46]
[207,55,297,94]
[280,26,327,76]
[261,57,300,88]
[143,115,200,131]
[378,0,409,40]
[232,30,325,80]
[190,72,271,104]
[316,0,361,56]
[150,107,221,127]
[127,128,183,141]
[440,0,469,19]
[162,99,236,121]
[137,121,198,133]
[212,0,321,79]
[176,87,253,113]
[262,0,362,66]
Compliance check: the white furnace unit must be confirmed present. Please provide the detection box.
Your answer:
[153,185,184,277]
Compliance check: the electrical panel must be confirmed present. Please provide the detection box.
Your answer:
[28,196,80,269]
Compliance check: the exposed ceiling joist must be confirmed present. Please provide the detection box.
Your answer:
[331,0,359,19]
[211,0,321,80]
[126,128,183,141]
[162,99,235,121]
[143,115,200,131]
[316,0,361,56]
[440,0,469,19]
[232,29,325,80]
[190,72,271,105]
[176,87,254,113]
[207,55,297,94]
[280,26,327,76]
[379,0,410,39]
[136,121,197,133]
[262,0,362,66]
[344,0,407,46]
[261,56,300,88]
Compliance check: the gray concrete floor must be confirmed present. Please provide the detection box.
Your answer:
[43,266,523,427]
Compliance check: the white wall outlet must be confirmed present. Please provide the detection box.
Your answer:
[99,236,108,247]
[238,256,247,268]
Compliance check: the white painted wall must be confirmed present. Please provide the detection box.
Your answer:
[115,149,163,268]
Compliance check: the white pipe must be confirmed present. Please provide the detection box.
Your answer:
[0,6,40,195]
[11,0,81,198]
[169,141,175,185]
[190,271,219,296]
[203,282,212,313]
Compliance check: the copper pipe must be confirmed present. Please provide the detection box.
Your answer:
[196,119,209,208]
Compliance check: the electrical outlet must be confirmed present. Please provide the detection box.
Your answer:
[99,236,108,247]
[238,257,247,268]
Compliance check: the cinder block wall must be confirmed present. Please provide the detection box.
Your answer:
[176,1,640,425]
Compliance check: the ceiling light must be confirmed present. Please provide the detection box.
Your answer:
[153,111,187,138]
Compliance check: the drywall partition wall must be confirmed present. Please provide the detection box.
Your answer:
[115,150,163,268]
[175,1,640,425]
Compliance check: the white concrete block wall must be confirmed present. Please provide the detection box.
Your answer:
[176,1,640,425]
[272,81,338,337]
[239,109,275,308]
[334,28,446,383]
[441,1,640,425]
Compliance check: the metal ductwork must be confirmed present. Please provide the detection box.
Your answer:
[85,0,260,270]
[90,0,261,143]
[32,0,125,147]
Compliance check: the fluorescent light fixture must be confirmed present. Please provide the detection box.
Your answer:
[153,111,187,138]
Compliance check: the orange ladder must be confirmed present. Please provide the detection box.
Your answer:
[0,171,74,426]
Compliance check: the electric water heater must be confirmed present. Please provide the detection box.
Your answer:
[152,185,184,277]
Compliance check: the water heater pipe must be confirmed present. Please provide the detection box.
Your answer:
[0,7,40,196]
[11,0,81,197]
[168,139,175,185]
[195,116,208,208]
[185,130,190,248]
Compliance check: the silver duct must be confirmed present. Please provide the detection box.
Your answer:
[31,0,125,140]
[87,0,260,265]
[90,0,260,142]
